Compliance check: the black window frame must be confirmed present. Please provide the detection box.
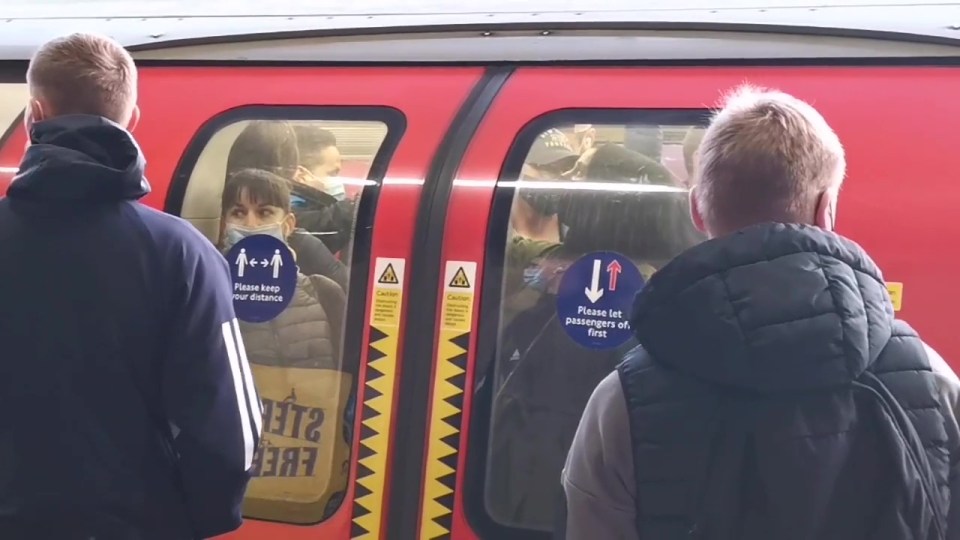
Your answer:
[463,108,711,539]
[166,105,407,525]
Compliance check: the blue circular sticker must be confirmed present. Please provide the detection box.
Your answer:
[556,251,645,350]
[225,234,297,323]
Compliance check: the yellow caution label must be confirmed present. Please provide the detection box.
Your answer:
[441,262,476,332]
[886,281,903,312]
[371,259,404,328]
[350,257,406,539]
[420,261,478,539]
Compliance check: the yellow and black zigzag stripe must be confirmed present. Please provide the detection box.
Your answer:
[419,330,471,540]
[350,325,397,539]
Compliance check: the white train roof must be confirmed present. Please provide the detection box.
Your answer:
[0,0,957,61]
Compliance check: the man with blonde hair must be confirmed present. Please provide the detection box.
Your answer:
[560,85,960,539]
[0,33,260,539]
[25,31,139,127]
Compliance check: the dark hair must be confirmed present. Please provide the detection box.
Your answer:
[227,121,300,179]
[622,125,663,162]
[221,168,293,215]
[560,144,704,261]
[293,124,338,169]
[585,143,674,186]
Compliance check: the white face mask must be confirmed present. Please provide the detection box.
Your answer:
[324,176,346,201]
[222,222,285,251]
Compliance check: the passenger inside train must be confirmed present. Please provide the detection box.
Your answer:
[217,166,353,523]
[292,124,345,200]
[510,128,578,244]
[219,167,346,369]
[485,121,705,531]
[290,123,358,258]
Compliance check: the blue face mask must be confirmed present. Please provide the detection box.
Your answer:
[222,222,286,251]
[522,266,547,291]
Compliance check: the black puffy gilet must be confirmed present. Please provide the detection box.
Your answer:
[618,223,951,540]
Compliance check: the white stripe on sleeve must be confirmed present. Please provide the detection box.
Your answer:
[232,318,264,426]
[222,320,256,469]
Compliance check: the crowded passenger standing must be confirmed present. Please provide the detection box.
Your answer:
[219,168,345,369]
[562,85,960,539]
[0,33,261,539]
[292,124,345,200]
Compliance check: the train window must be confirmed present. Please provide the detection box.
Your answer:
[174,108,403,525]
[469,112,709,535]
[0,83,27,132]
[0,83,28,183]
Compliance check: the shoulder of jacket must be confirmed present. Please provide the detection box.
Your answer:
[923,341,960,391]
[126,204,225,271]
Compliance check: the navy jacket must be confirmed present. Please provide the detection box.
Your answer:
[0,115,261,539]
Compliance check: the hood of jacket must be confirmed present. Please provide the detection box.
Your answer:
[8,114,150,201]
[630,222,895,393]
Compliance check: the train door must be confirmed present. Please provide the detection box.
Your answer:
[394,66,960,540]
[132,66,483,539]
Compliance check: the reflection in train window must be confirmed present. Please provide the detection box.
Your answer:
[483,117,708,532]
[178,112,400,524]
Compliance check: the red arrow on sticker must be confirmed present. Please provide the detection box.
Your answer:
[607,260,622,291]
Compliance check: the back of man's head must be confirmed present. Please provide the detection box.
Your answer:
[26,32,138,127]
[692,84,845,237]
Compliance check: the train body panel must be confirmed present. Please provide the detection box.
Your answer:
[0,3,955,538]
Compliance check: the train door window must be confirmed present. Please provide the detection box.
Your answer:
[470,111,709,534]
[174,107,403,525]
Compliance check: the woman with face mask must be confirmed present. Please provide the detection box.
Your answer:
[219,168,345,369]
[220,168,353,521]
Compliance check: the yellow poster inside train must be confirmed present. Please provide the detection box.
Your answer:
[243,365,353,523]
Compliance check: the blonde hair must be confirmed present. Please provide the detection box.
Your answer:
[26,32,137,125]
[694,84,845,233]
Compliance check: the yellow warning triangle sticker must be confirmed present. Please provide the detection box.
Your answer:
[449,266,471,288]
[378,263,399,285]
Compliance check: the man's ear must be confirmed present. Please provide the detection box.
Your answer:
[814,188,838,231]
[24,99,45,130]
[689,186,707,234]
[125,105,141,133]
[22,99,45,150]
